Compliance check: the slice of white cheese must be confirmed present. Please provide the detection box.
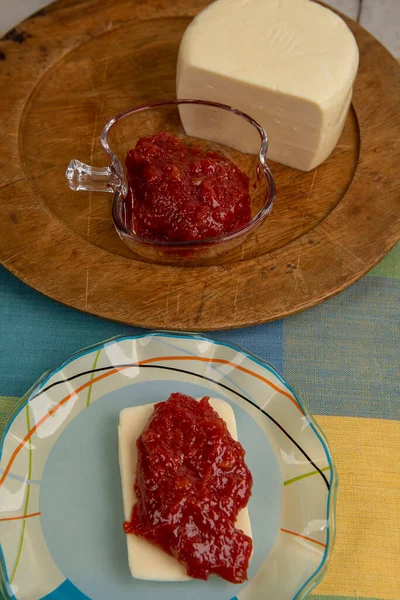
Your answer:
[176,0,359,171]
[118,398,252,581]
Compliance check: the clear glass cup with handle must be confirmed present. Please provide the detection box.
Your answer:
[66,99,276,266]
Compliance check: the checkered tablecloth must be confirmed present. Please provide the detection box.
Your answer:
[0,240,399,600]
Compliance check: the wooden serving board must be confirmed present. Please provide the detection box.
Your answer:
[0,0,399,330]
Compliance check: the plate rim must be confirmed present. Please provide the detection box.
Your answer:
[0,331,338,600]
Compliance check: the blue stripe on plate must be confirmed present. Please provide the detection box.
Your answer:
[0,546,17,600]
[0,468,40,485]
[41,579,91,599]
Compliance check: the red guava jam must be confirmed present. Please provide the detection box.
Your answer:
[123,393,253,583]
[124,133,251,242]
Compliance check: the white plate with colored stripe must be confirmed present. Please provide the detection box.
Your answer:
[0,332,337,600]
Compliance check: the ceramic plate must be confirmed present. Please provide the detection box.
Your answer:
[0,333,337,600]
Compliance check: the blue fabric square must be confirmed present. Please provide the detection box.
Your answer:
[0,267,283,397]
[283,277,400,420]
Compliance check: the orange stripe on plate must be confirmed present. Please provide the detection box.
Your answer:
[139,355,302,412]
[0,512,41,522]
[0,355,300,488]
[280,527,327,548]
[0,366,131,487]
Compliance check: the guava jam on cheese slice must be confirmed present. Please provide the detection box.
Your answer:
[121,393,253,584]
[177,0,359,171]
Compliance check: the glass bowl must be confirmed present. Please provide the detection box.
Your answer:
[66,100,276,266]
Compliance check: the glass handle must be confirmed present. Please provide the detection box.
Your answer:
[66,159,122,193]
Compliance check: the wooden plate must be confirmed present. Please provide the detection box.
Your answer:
[0,0,399,330]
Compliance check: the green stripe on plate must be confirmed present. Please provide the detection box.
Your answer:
[86,349,101,407]
[284,465,331,486]
[9,404,33,584]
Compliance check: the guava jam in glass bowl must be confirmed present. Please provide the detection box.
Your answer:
[124,132,253,243]
[66,100,275,266]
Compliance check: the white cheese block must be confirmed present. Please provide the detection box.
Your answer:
[118,398,252,581]
[176,0,359,171]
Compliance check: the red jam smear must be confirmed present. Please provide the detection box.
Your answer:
[124,393,253,584]
[124,133,251,242]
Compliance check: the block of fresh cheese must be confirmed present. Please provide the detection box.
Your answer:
[118,398,252,581]
[176,0,359,171]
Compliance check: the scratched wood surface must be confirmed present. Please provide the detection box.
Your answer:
[0,0,399,330]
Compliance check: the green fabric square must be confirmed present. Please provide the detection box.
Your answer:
[368,242,400,279]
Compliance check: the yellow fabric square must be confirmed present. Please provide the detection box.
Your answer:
[312,415,400,599]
